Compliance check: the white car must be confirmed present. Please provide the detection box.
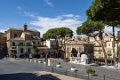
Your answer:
[70,67,78,72]
[38,60,43,63]
[56,64,62,68]
[43,61,46,64]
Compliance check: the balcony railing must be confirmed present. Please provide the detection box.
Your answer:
[10,46,17,50]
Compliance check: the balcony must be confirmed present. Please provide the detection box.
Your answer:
[17,42,33,46]
[10,46,17,50]
[26,43,33,46]
[18,43,25,46]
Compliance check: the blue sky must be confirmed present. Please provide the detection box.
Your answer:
[1,0,118,36]
[0,0,93,35]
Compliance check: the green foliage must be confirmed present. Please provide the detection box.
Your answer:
[86,68,95,75]
[87,0,120,64]
[76,19,104,35]
[87,0,120,26]
[43,27,73,40]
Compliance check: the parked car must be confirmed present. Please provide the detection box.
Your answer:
[70,67,78,72]
[56,62,62,68]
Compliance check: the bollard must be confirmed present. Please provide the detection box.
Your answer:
[88,73,89,80]
[104,75,105,80]
[65,70,67,75]
[52,67,54,72]
[75,71,77,78]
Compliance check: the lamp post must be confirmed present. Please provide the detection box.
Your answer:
[116,39,119,64]
[45,52,48,65]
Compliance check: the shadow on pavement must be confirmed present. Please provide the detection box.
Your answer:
[0,73,61,80]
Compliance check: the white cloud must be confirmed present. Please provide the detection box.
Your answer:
[0,29,7,33]
[44,0,53,7]
[23,11,36,18]
[30,14,82,36]
[17,6,22,10]
[62,14,81,19]
[104,26,120,35]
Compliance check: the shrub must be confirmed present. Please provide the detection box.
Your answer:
[86,68,95,75]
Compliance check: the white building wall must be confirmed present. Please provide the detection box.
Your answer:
[46,40,51,48]
[46,39,56,48]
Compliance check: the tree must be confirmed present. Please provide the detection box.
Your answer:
[43,27,73,40]
[86,68,96,80]
[87,0,120,64]
[43,27,73,58]
[77,19,104,35]
[76,19,108,64]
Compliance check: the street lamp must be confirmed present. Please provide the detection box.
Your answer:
[45,52,48,65]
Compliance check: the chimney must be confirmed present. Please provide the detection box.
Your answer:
[23,24,27,31]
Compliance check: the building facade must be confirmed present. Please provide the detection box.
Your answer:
[89,33,118,62]
[6,25,41,57]
[65,39,94,63]
[0,32,7,57]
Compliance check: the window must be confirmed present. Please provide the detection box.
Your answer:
[107,50,111,54]
[26,42,32,46]
[33,41,35,45]
[14,34,17,38]
[79,48,82,52]
[38,42,40,44]
[67,48,70,53]
[28,48,31,53]
[19,42,24,46]
[12,42,15,46]
[20,48,24,53]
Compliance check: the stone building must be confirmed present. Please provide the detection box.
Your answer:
[6,24,41,57]
[89,33,118,62]
[0,32,7,57]
[65,39,94,63]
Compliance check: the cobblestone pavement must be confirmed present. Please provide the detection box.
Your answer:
[50,59,120,80]
[0,58,83,80]
[0,58,120,80]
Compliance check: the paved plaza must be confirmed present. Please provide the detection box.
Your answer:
[0,58,120,80]
[0,58,82,80]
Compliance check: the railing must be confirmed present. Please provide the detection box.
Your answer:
[41,65,120,80]
[10,46,17,50]
[14,58,120,80]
